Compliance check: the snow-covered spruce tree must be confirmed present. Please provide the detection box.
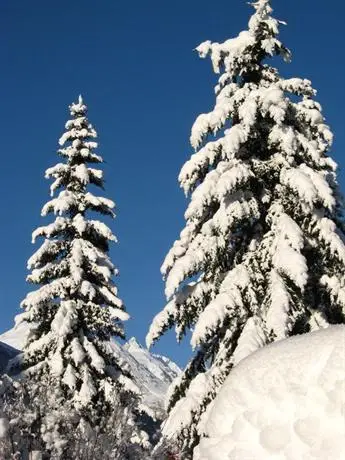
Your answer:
[15,96,151,457]
[147,0,345,456]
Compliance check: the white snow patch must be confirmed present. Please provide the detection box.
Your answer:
[194,326,345,460]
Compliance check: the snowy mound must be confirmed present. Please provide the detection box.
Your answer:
[0,324,180,419]
[194,326,345,460]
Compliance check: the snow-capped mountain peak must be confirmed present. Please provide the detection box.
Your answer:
[123,337,180,384]
[124,336,143,351]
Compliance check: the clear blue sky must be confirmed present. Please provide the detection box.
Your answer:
[0,0,344,366]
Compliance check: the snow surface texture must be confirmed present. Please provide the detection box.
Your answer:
[0,323,181,419]
[194,326,345,460]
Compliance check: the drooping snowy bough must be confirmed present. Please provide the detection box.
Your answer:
[12,97,151,457]
[147,0,345,456]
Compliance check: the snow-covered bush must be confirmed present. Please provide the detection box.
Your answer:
[0,375,151,459]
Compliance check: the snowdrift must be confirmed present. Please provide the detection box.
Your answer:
[194,325,345,460]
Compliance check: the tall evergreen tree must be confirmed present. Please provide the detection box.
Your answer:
[147,0,345,456]
[15,96,150,457]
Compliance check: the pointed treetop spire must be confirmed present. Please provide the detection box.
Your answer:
[248,0,287,36]
[250,0,272,14]
[69,94,87,117]
[195,0,289,78]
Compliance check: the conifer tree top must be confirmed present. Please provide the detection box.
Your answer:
[194,0,289,87]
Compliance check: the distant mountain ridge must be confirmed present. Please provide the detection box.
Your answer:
[0,322,181,419]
